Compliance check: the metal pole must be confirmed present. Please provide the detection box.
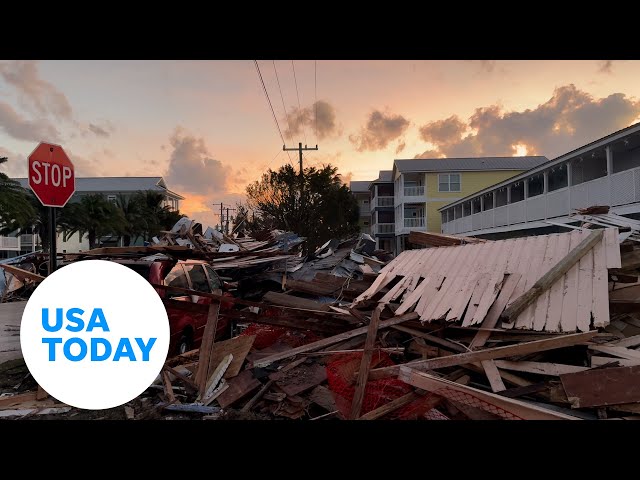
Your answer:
[49,207,57,274]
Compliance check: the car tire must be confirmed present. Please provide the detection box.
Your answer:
[177,333,192,355]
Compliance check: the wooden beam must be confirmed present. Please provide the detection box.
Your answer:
[241,379,275,412]
[195,302,220,397]
[610,334,640,348]
[494,360,590,376]
[501,230,603,322]
[391,325,467,353]
[161,370,177,403]
[357,391,421,420]
[163,365,198,392]
[350,305,382,419]
[588,344,640,360]
[262,291,331,311]
[369,331,596,380]
[399,367,580,420]
[0,264,45,283]
[252,312,419,368]
[481,360,506,392]
[590,356,640,367]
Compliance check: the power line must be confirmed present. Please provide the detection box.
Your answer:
[314,60,318,144]
[291,60,307,145]
[254,60,293,164]
[272,60,294,141]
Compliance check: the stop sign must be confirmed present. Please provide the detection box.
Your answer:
[28,142,75,207]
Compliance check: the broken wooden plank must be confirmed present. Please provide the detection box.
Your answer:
[590,356,640,367]
[161,370,177,403]
[216,369,261,409]
[481,360,506,392]
[494,360,590,376]
[399,367,580,420]
[241,379,275,412]
[0,392,38,408]
[497,382,551,399]
[262,291,331,311]
[357,391,422,420]
[195,302,221,397]
[370,331,596,380]
[253,312,419,368]
[560,365,640,408]
[610,299,640,314]
[350,305,382,419]
[588,344,640,360]
[276,363,327,397]
[309,385,338,413]
[501,230,604,323]
[163,403,221,414]
[200,354,233,404]
[609,334,640,348]
[206,334,255,380]
[0,264,45,283]
[469,273,521,349]
[163,364,198,392]
[391,325,467,353]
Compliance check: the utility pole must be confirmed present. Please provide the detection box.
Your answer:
[225,207,236,235]
[284,142,318,197]
[212,202,231,233]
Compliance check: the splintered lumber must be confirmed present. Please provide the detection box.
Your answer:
[610,334,640,348]
[200,354,233,403]
[163,404,221,414]
[0,264,45,283]
[161,370,177,403]
[309,386,339,413]
[560,365,640,408]
[350,305,383,419]
[241,379,275,412]
[481,360,506,392]
[391,325,467,353]
[206,334,256,379]
[358,391,422,420]
[399,367,580,420]
[501,230,603,323]
[470,273,521,349]
[253,312,419,368]
[494,360,590,376]
[408,230,486,247]
[195,302,221,397]
[163,365,198,392]
[216,369,261,409]
[0,392,38,408]
[370,331,596,380]
[274,363,327,397]
[262,291,331,311]
[588,345,640,360]
[590,356,640,367]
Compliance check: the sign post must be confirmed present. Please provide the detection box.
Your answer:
[28,142,75,274]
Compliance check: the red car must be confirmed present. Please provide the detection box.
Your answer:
[117,258,234,355]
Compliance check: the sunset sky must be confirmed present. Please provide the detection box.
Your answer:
[2,60,640,229]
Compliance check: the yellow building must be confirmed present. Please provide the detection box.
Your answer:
[392,156,549,252]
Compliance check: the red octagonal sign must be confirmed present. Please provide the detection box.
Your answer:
[28,142,75,208]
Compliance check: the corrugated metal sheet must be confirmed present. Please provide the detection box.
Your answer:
[394,156,548,173]
[354,229,620,332]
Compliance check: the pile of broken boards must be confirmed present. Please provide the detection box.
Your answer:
[0,252,47,303]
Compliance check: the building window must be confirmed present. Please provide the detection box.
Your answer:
[438,173,461,192]
[107,194,117,203]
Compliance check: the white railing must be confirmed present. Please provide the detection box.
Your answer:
[376,196,394,207]
[404,186,424,197]
[375,223,395,234]
[0,236,20,250]
[443,166,640,235]
[404,217,425,228]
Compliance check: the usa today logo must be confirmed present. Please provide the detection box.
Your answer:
[20,260,170,410]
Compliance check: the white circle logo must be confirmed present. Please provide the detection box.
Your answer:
[20,259,170,410]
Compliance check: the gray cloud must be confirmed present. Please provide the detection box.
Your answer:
[0,146,98,177]
[88,121,115,138]
[395,141,406,154]
[413,149,441,159]
[0,61,73,120]
[284,100,338,141]
[414,84,640,159]
[598,60,613,74]
[349,110,410,152]
[0,101,60,142]
[165,128,233,196]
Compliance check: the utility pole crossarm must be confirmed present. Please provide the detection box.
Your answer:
[283,142,319,197]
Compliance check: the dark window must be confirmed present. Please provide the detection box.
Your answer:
[548,164,568,191]
[528,174,544,197]
[164,264,189,298]
[463,201,471,217]
[204,265,222,291]
[511,182,525,203]
[472,197,482,213]
[183,264,211,293]
[483,193,494,211]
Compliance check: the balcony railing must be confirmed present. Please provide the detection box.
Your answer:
[20,234,35,246]
[376,196,394,207]
[404,186,424,197]
[0,236,20,250]
[404,217,425,228]
[375,223,395,234]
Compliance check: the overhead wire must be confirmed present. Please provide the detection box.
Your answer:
[291,60,307,146]
[254,60,293,165]
[272,60,294,142]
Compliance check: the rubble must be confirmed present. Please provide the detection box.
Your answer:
[3,210,640,420]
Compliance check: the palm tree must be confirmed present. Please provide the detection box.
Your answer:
[58,194,126,250]
[115,193,146,246]
[134,190,184,242]
[0,157,37,234]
